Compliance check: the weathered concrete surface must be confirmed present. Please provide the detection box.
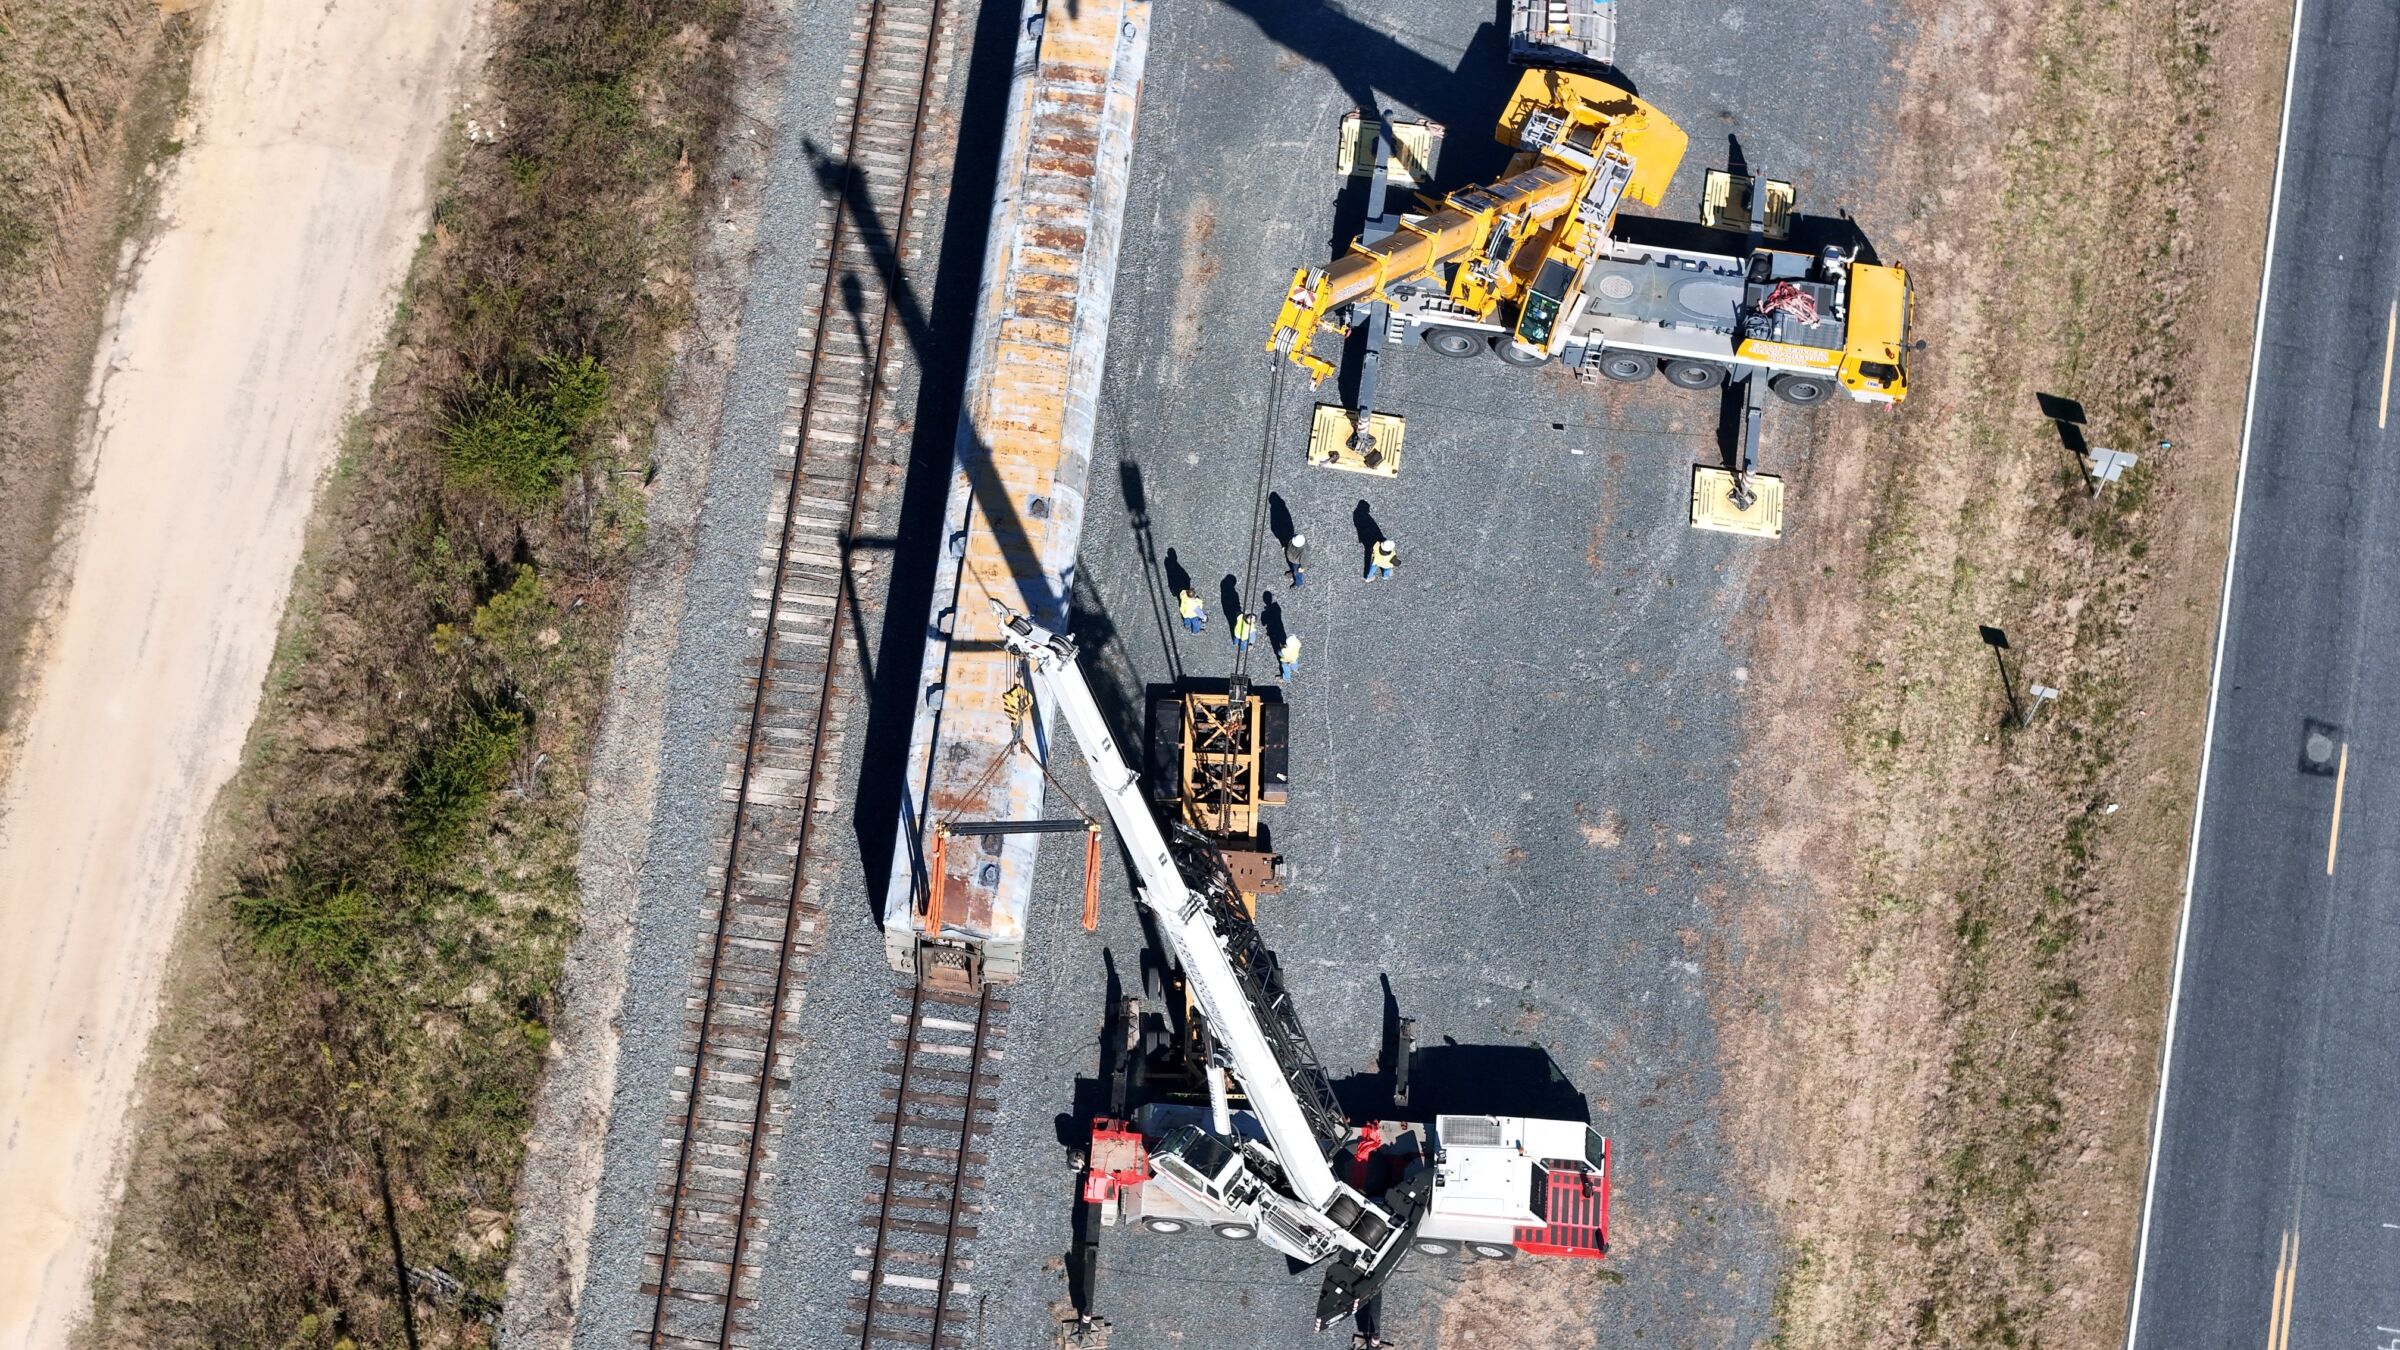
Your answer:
[882,0,1152,981]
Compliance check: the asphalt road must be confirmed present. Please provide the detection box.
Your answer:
[2124,0,2400,1345]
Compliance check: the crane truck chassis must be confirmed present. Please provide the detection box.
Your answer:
[994,606,1610,1330]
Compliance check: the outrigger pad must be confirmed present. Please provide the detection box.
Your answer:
[1307,404,1404,477]
[1690,466,1784,538]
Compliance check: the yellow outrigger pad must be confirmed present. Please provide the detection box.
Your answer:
[1307,404,1404,477]
[1336,113,1443,188]
[1690,466,1783,538]
[1702,170,1794,239]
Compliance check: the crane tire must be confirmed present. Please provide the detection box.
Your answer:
[1139,1216,1191,1236]
[1662,359,1728,389]
[1597,352,1654,382]
[1771,373,1835,405]
[1493,338,1550,367]
[1210,1222,1258,1241]
[1467,1241,1518,1261]
[1421,327,1484,359]
[1412,1238,1459,1257]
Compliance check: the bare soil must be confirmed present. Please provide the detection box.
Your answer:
[0,0,181,756]
[80,1,750,1346]
[1717,0,2290,1343]
[0,3,482,1345]
[1436,1262,1611,1350]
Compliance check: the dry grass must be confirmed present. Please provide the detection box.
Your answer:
[1720,0,2290,1343]
[86,3,746,1345]
[0,0,187,740]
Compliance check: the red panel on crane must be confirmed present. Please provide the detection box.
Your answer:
[1513,1142,1610,1258]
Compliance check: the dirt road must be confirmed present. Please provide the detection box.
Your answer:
[0,1,482,1344]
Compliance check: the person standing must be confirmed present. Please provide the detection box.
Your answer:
[1278,633,1302,680]
[1178,586,1206,633]
[1365,537,1397,581]
[1285,533,1308,587]
[1232,610,1255,653]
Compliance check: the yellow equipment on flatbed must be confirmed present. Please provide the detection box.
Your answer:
[1147,686,1286,912]
[1136,684,1289,1106]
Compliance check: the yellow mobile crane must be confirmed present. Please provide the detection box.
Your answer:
[1270,67,1916,527]
[1269,68,1688,386]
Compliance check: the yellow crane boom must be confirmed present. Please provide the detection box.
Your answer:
[1269,70,1687,386]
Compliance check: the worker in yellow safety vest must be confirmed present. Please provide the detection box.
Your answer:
[1178,586,1207,633]
[1278,633,1301,679]
[1232,611,1255,652]
[1366,538,1397,581]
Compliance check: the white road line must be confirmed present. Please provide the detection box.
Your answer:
[2380,299,2395,430]
[2123,0,2312,1342]
[2327,743,2349,874]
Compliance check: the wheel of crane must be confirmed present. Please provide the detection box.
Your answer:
[1771,373,1835,405]
[1492,338,1550,367]
[1411,1238,1459,1257]
[1597,352,1654,382]
[1140,1216,1191,1236]
[1421,327,1485,359]
[1466,1241,1517,1261]
[1210,1222,1258,1241]
[1662,359,1728,389]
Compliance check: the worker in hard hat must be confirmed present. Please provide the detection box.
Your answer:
[1365,538,1397,581]
[1278,633,1301,679]
[1285,533,1308,587]
[1178,587,1206,633]
[1232,611,1256,653]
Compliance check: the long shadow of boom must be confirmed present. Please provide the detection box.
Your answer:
[1211,0,1519,184]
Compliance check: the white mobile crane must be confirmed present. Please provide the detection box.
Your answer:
[996,606,1611,1331]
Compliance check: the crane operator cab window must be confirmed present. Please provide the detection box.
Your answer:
[1515,257,1577,350]
[1153,1124,1241,1198]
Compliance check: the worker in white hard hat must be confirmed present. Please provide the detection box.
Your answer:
[1365,537,1397,582]
[1284,533,1308,587]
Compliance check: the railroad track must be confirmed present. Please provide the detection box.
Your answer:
[638,0,955,1344]
[853,982,1006,1348]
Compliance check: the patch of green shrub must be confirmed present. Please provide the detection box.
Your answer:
[399,705,525,865]
[440,354,608,505]
[232,870,381,984]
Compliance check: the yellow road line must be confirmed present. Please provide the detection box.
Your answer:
[2328,743,2350,875]
[2268,1228,2297,1350]
[2279,1227,2300,1350]
[2383,299,2397,430]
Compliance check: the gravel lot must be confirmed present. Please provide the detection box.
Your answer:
[550,0,1910,1345]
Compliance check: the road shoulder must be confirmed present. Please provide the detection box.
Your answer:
[1716,0,2291,1342]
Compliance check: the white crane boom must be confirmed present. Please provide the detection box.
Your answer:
[998,605,1626,1333]
[996,608,1353,1208]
